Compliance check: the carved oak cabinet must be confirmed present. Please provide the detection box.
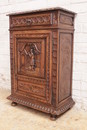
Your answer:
[7,7,75,120]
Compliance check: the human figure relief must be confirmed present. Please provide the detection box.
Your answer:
[24,43,40,71]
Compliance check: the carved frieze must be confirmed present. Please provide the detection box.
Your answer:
[10,13,52,27]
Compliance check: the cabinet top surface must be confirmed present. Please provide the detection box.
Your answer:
[7,7,76,16]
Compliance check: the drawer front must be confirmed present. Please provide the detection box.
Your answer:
[18,80,46,97]
[10,13,53,27]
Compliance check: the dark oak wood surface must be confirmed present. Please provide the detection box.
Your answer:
[7,7,75,120]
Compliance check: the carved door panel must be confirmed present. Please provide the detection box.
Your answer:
[12,30,52,104]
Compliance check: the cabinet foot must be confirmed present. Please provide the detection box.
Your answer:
[11,102,17,106]
[50,114,57,121]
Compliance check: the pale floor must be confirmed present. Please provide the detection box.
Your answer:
[0,88,87,130]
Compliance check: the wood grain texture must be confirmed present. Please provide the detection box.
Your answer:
[7,8,75,120]
[59,32,72,102]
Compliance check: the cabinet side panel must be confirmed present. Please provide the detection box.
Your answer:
[10,31,15,94]
[59,32,72,102]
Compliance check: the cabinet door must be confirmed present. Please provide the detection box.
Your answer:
[11,30,52,104]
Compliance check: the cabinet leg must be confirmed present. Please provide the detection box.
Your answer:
[50,114,57,121]
[11,102,17,106]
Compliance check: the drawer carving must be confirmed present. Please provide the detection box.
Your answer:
[18,81,45,96]
[10,13,52,27]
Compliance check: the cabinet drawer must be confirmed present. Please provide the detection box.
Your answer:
[10,13,53,27]
[18,81,45,97]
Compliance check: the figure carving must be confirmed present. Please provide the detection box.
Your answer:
[24,43,40,71]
